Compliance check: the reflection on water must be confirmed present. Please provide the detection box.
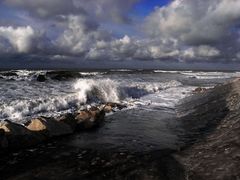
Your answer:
[66,108,183,152]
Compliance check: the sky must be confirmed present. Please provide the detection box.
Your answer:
[0,0,240,70]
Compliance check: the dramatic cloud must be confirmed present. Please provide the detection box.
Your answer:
[141,0,240,61]
[4,0,139,23]
[56,15,110,56]
[1,0,240,66]
[144,0,240,45]
[0,26,35,53]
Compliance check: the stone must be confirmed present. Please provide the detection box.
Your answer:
[192,87,207,93]
[0,129,8,148]
[103,102,127,113]
[103,105,113,113]
[26,117,73,137]
[1,72,18,76]
[0,120,30,135]
[36,75,47,82]
[75,108,105,129]
[0,120,43,149]
[175,79,240,180]
[46,71,82,81]
[55,113,77,131]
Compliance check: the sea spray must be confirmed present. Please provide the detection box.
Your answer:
[74,79,120,103]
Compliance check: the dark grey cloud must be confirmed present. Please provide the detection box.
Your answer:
[4,0,139,23]
[0,0,240,67]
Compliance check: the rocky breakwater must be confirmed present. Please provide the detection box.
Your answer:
[175,78,240,180]
[0,103,126,150]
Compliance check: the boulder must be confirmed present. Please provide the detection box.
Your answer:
[1,72,18,76]
[103,105,113,113]
[75,108,105,129]
[0,120,30,135]
[103,102,127,113]
[36,75,47,82]
[55,113,77,131]
[46,71,82,81]
[192,87,207,93]
[0,129,8,148]
[0,120,43,149]
[26,117,73,137]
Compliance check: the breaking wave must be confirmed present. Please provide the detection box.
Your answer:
[73,79,183,103]
[0,78,184,122]
[74,79,120,103]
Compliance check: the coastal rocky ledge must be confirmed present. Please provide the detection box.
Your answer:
[0,103,126,150]
[175,78,240,180]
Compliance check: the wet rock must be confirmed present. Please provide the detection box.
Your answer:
[75,108,105,129]
[0,120,43,148]
[0,120,30,135]
[175,79,240,180]
[55,113,77,131]
[36,75,47,82]
[46,71,82,81]
[1,72,18,76]
[103,102,127,113]
[192,87,207,93]
[26,117,73,137]
[0,129,8,148]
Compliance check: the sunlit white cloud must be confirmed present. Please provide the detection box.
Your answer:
[1,0,240,65]
[0,26,35,53]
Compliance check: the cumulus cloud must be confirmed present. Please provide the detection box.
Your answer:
[1,0,240,64]
[4,0,84,19]
[0,26,35,53]
[181,45,220,59]
[4,0,139,23]
[141,0,240,61]
[56,15,110,55]
[144,0,240,45]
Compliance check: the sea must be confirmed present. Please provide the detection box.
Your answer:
[0,69,240,152]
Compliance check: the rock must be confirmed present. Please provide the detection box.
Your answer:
[0,120,30,135]
[103,102,127,113]
[1,72,18,76]
[26,117,73,137]
[46,71,82,81]
[103,105,113,113]
[192,87,207,93]
[0,120,43,149]
[75,108,105,129]
[55,113,77,131]
[0,129,8,148]
[36,75,47,82]
[175,79,240,180]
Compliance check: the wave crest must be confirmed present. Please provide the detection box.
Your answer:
[74,79,120,103]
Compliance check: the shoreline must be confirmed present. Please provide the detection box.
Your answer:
[0,78,240,179]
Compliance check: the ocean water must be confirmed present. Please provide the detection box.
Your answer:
[0,70,239,151]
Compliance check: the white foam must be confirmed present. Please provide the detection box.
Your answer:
[80,72,104,76]
[74,79,120,103]
[180,71,240,79]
